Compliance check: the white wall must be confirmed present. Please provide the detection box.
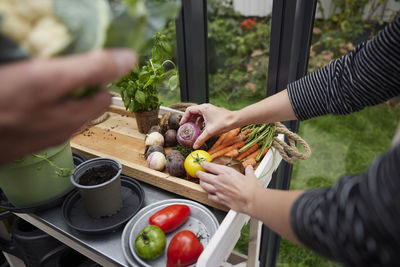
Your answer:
[232,0,399,21]
[232,0,272,17]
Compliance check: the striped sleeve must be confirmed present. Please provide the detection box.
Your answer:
[290,143,400,266]
[287,16,400,121]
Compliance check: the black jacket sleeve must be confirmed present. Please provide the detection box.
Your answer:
[287,16,400,121]
[290,143,400,267]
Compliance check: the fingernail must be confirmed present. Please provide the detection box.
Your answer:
[112,49,137,76]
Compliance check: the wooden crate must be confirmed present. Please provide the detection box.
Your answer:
[71,105,229,211]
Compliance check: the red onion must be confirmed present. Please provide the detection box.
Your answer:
[177,122,201,147]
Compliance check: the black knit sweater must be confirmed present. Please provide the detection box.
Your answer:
[287,16,400,267]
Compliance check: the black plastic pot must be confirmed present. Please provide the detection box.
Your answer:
[0,218,64,267]
[70,157,122,218]
[40,246,100,267]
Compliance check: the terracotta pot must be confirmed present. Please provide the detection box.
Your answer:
[134,109,159,134]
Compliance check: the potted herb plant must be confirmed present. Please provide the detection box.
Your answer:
[115,33,179,134]
[70,157,122,218]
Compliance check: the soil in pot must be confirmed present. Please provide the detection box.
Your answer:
[78,165,118,186]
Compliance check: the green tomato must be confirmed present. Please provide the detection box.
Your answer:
[134,225,166,260]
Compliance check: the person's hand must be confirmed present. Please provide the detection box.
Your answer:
[196,161,264,215]
[179,104,237,149]
[0,49,136,164]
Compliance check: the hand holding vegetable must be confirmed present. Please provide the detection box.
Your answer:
[196,162,264,215]
[0,49,136,165]
[184,150,212,178]
[180,104,237,149]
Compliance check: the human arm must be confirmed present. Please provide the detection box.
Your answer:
[0,49,136,165]
[180,89,296,149]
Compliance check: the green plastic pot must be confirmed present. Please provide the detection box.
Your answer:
[0,142,74,207]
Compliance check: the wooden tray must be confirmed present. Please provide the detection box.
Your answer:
[71,105,229,211]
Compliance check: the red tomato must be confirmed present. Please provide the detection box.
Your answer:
[149,205,190,233]
[167,230,204,267]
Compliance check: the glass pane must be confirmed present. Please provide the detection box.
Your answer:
[207,0,272,110]
[112,7,180,109]
[206,0,273,255]
[279,1,400,266]
[156,21,181,107]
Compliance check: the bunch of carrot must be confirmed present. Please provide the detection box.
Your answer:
[208,124,276,168]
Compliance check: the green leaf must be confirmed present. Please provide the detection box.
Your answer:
[123,96,130,109]
[53,0,111,54]
[128,101,135,112]
[160,41,173,57]
[144,75,156,88]
[152,46,163,62]
[138,71,150,83]
[135,90,146,104]
[168,74,179,90]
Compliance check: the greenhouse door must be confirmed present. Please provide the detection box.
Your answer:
[176,0,316,266]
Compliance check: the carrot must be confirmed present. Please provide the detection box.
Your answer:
[221,128,241,144]
[209,132,228,152]
[243,146,269,162]
[209,136,241,154]
[256,146,269,161]
[240,128,252,136]
[242,158,257,168]
[224,149,239,158]
[236,143,259,161]
[243,148,261,162]
[210,141,245,159]
[208,130,250,155]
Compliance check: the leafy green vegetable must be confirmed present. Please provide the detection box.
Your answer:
[0,0,181,60]
[53,0,110,54]
[55,0,181,55]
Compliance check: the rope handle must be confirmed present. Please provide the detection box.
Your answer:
[272,122,311,164]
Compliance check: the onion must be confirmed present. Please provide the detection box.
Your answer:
[177,122,201,148]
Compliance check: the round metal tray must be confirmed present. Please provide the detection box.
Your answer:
[121,199,219,267]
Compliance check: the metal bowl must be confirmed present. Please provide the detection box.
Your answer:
[121,199,219,267]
